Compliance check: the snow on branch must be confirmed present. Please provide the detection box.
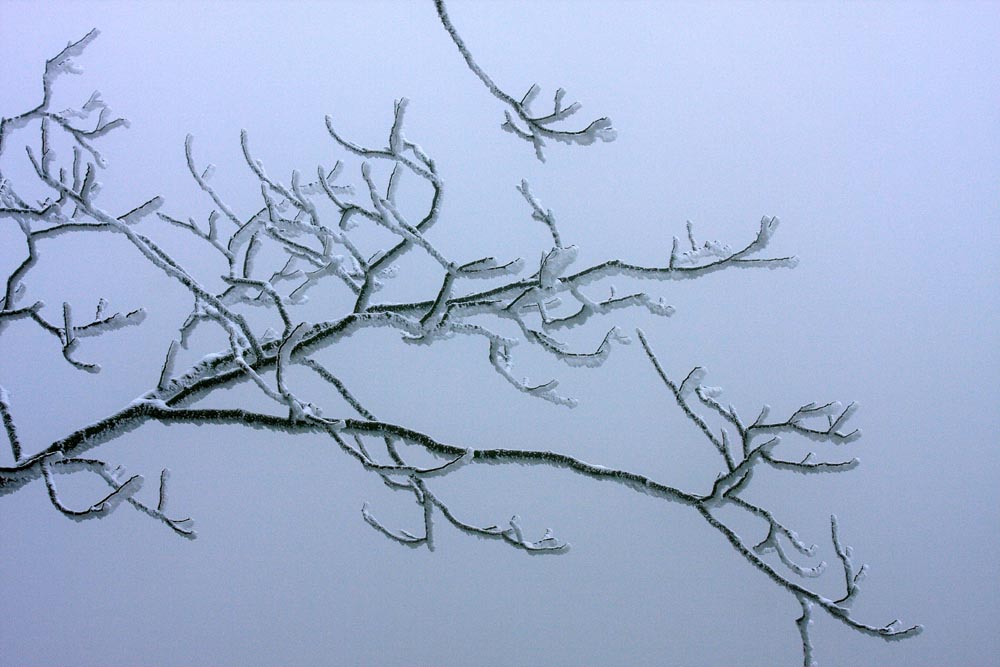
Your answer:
[433,0,616,161]
[0,386,23,462]
[0,13,919,666]
[637,331,922,664]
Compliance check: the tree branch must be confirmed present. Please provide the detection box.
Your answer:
[0,14,920,665]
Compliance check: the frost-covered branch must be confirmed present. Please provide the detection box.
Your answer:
[0,387,23,462]
[433,0,616,161]
[638,331,922,665]
[0,14,919,667]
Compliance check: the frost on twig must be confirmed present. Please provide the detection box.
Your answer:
[797,596,817,667]
[638,330,921,665]
[433,0,615,161]
[0,17,919,667]
[0,29,129,166]
[0,387,23,462]
[0,37,146,368]
[36,453,192,535]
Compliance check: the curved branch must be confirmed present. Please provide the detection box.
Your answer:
[433,0,616,160]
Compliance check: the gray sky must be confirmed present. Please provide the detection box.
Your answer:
[1,1,998,665]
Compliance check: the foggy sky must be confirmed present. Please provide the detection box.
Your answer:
[1,2,997,666]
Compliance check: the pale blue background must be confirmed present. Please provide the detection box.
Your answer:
[1,1,997,665]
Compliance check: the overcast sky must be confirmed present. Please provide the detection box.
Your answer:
[1,1,998,666]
